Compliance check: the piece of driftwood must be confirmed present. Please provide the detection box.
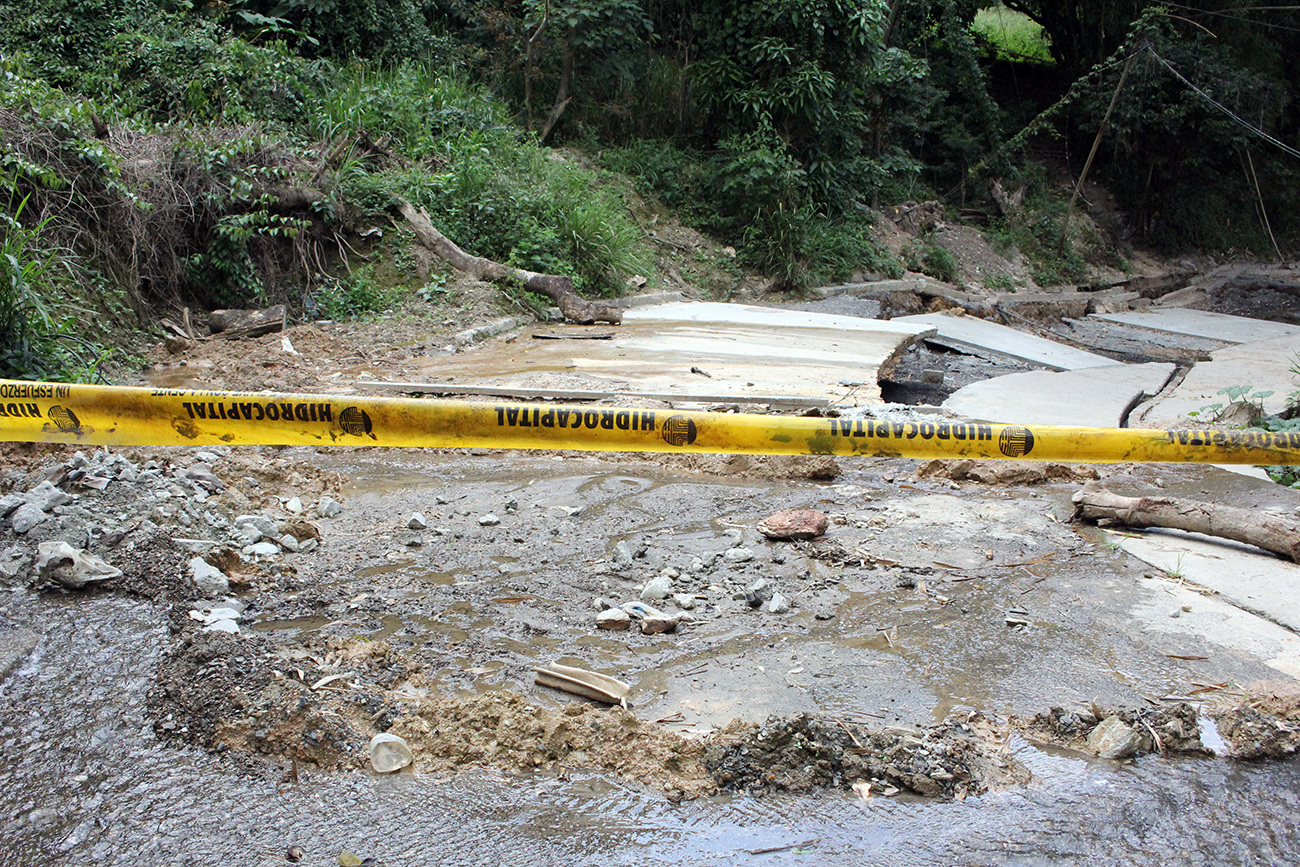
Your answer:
[1072,482,1300,562]
[395,198,622,325]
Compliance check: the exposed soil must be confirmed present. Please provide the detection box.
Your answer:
[1214,692,1300,759]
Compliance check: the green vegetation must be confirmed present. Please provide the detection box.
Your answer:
[0,0,1297,380]
[973,5,1053,63]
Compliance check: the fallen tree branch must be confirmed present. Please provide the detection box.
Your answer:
[1072,482,1300,562]
[395,198,621,325]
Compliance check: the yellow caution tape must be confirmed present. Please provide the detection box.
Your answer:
[0,380,1297,464]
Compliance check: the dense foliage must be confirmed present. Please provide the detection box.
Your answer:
[0,0,1298,379]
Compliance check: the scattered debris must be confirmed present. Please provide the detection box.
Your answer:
[1214,693,1300,759]
[1072,483,1300,562]
[36,541,122,589]
[368,733,414,773]
[534,663,631,706]
[704,713,1029,798]
[208,305,287,338]
[1018,703,1208,758]
[917,460,1099,485]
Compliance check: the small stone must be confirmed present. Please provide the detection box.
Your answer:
[369,733,414,773]
[25,481,72,512]
[249,541,280,557]
[317,496,343,518]
[671,593,697,611]
[478,514,500,527]
[639,615,678,635]
[613,540,634,567]
[236,514,278,538]
[920,368,945,384]
[189,556,230,597]
[765,591,791,614]
[10,503,48,534]
[640,575,673,601]
[408,512,428,530]
[285,497,304,515]
[203,619,240,634]
[596,608,632,630]
[621,601,666,620]
[0,493,24,519]
[299,538,320,553]
[745,578,773,608]
[278,534,300,553]
[723,547,754,564]
[757,509,829,541]
[1087,716,1143,759]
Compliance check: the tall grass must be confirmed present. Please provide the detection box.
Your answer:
[316,60,649,295]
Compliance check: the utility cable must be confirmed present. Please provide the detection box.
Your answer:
[1145,46,1300,160]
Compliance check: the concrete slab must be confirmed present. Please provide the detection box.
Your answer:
[941,363,1174,427]
[1107,526,1300,633]
[1092,308,1300,344]
[396,301,935,405]
[1128,574,1300,681]
[620,301,932,336]
[896,312,1116,370]
[1131,333,1300,428]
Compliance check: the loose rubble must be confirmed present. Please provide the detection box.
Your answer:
[1,440,1296,806]
[704,713,1030,799]
[1018,703,1209,758]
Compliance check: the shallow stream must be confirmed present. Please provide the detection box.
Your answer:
[2,591,1298,866]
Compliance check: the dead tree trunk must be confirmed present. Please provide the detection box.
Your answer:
[1072,483,1300,562]
[395,198,621,325]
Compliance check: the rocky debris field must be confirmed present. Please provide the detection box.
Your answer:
[2,438,1298,805]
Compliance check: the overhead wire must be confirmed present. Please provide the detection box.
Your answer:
[1143,45,1300,160]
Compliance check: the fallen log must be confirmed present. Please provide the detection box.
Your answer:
[208,305,287,338]
[1072,482,1300,562]
[395,198,622,325]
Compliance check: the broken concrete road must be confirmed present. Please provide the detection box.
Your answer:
[1131,333,1300,428]
[896,311,1116,370]
[943,362,1175,428]
[391,301,935,405]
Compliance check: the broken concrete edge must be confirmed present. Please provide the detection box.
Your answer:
[452,315,534,346]
[877,326,939,382]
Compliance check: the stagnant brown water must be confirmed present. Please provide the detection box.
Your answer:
[1,591,1298,866]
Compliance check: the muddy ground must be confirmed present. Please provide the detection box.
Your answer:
[3,430,1298,807]
[4,254,1300,822]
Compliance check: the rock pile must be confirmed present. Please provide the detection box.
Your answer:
[0,448,338,607]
